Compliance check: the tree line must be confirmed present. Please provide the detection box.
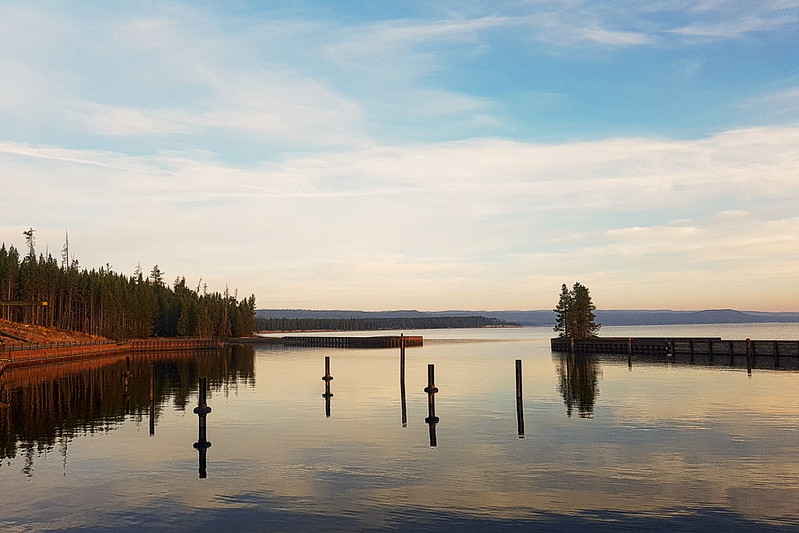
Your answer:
[255,315,518,332]
[0,232,255,340]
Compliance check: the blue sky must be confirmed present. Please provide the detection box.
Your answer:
[1,1,797,311]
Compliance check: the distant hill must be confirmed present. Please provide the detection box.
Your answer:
[254,315,517,332]
[257,308,799,327]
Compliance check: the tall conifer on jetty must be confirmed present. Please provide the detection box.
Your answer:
[553,282,601,339]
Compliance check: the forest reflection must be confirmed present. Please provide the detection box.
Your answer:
[555,353,601,418]
[0,345,254,472]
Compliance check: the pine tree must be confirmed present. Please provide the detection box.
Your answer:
[553,283,571,338]
[570,282,600,338]
[553,282,601,339]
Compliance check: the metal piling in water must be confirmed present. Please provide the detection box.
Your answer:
[515,359,525,438]
[400,334,407,427]
[424,363,439,447]
[322,355,333,417]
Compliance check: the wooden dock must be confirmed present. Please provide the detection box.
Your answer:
[232,335,424,349]
[551,337,799,369]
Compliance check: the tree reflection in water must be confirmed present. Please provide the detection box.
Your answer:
[555,353,601,418]
[0,345,254,474]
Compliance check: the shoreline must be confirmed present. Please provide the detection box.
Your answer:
[1,338,225,371]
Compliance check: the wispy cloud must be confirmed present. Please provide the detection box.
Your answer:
[672,0,798,38]
[3,125,797,309]
[669,15,796,38]
[737,86,799,125]
[1,1,797,311]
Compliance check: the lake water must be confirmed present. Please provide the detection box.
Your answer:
[1,324,798,532]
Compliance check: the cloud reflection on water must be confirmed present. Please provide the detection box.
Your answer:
[1,327,798,530]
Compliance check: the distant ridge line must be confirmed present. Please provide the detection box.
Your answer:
[256,308,799,327]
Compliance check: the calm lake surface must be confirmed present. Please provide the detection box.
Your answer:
[1,324,798,532]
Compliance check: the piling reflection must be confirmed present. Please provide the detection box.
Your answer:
[555,353,600,418]
[121,356,132,414]
[149,363,155,436]
[0,345,254,472]
[193,377,212,479]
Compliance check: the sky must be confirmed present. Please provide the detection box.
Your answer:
[1,1,797,312]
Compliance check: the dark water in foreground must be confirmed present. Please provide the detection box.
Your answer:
[1,325,798,532]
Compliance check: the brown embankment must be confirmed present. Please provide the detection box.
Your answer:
[0,319,223,371]
[0,317,107,345]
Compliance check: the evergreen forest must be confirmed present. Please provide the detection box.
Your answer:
[0,239,255,340]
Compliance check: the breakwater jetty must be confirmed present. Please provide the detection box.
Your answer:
[231,335,423,349]
[551,337,799,369]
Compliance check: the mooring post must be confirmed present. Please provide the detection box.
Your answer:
[400,334,406,376]
[515,359,525,438]
[746,338,753,375]
[424,363,440,447]
[424,363,438,395]
[193,377,212,479]
[400,334,407,427]
[322,356,333,417]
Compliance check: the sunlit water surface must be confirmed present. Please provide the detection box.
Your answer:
[1,324,798,532]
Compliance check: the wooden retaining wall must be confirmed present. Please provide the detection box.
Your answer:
[1,341,125,368]
[0,339,224,369]
[551,337,799,356]
[550,337,680,354]
[551,337,799,369]
[280,335,423,349]
[126,339,224,353]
